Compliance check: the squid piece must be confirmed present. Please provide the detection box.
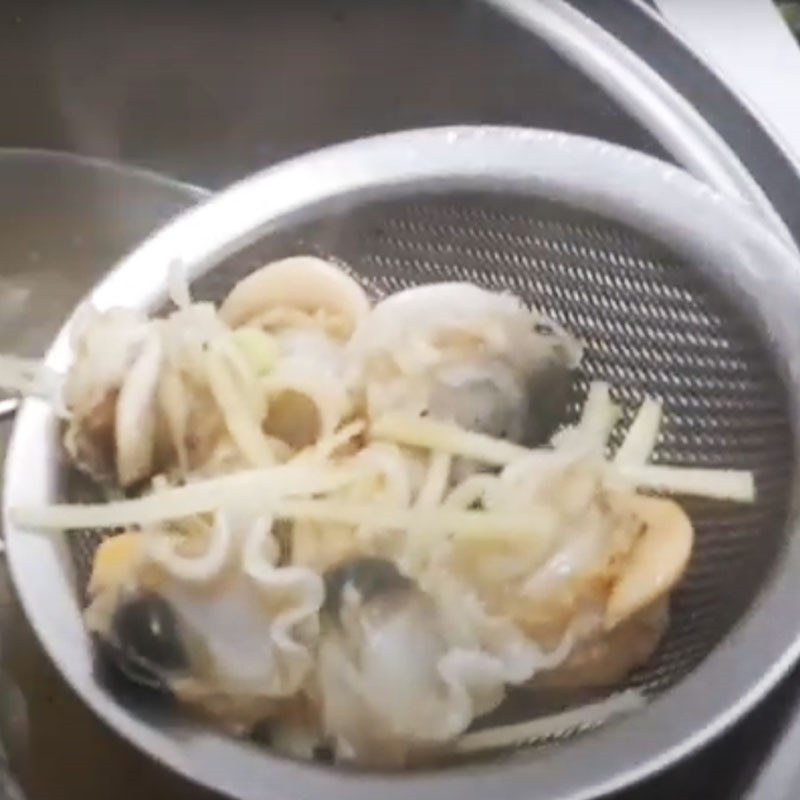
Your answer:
[314,558,570,766]
[315,558,459,766]
[86,518,324,733]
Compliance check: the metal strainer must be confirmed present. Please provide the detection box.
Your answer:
[5,127,800,800]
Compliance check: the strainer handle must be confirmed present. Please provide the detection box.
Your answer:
[485,0,797,248]
[654,0,800,180]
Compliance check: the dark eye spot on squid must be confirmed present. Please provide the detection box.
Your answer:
[526,361,575,445]
[323,557,412,618]
[94,593,189,699]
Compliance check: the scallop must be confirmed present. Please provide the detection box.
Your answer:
[535,599,669,689]
[522,493,692,688]
[605,495,694,630]
[219,256,370,338]
[348,283,580,444]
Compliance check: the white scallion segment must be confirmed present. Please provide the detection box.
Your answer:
[275,498,559,545]
[205,348,275,467]
[617,463,755,503]
[453,690,645,753]
[11,464,364,531]
[371,413,532,465]
[216,337,265,419]
[416,451,452,509]
[231,328,280,377]
[615,398,663,467]
[405,451,453,566]
[301,420,365,462]
[578,381,619,445]
[372,410,754,503]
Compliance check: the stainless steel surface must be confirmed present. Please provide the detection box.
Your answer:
[6,127,800,800]
[487,0,796,245]
[0,152,207,800]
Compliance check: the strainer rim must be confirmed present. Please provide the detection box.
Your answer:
[6,125,800,800]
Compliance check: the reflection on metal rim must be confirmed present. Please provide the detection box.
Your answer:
[486,0,796,248]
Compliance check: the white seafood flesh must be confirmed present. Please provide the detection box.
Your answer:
[317,581,457,765]
[316,562,572,765]
[2,256,758,768]
[86,517,323,732]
